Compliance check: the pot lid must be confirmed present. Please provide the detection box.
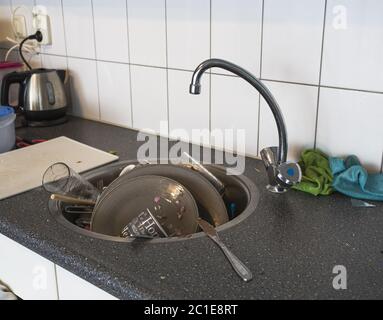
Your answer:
[0,106,15,118]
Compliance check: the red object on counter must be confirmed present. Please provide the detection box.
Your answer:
[0,62,23,70]
[16,137,47,149]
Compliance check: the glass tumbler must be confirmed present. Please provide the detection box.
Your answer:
[42,162,100,202]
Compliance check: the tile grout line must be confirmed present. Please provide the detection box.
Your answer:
[90,0,102,121]
[60,0,69,70]
[313,0,328,149]
[125,0,134,128]
[319,84,383,95]
[33,1,43,68]
[261,77,318,88]
[58,0,71,114]
[164,0,170,137]
[257,0,265,157]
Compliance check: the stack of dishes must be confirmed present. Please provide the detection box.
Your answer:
[91,175,200,238]
[90,163,229,238]
[50,161,230,239]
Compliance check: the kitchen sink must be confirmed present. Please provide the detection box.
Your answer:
[49,160,260,243]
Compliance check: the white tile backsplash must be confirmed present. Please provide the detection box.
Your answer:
[211,74,259,157]
[1,0,381,170]
[259,81,318,161]
[27,53,42,69]
[67,57,99,120]
[93,0,129,63]
[127,0,166,67]
[130,65,168,134]
[97,61,132,127]
[41,53,67,69]
[166,0,210,71]
[262,0,325,84]
[211,0,263,77]
[321,0,383,92]
[168,69,209,144]
[62,0,95,59]
[316,88,383,172]
[36,0,67,56]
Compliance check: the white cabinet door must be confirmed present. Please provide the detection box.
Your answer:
[0,233,58,300]
[56,266,118,300]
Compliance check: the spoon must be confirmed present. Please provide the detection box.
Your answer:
[197,218,253,282]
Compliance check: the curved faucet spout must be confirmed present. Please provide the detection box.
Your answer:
[189,58,288,164]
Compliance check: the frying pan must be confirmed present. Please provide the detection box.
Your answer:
[101,164,229,227]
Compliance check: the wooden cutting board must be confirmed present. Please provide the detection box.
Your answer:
[0,136,119,200]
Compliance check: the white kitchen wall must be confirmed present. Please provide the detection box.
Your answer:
[0,0,382,171]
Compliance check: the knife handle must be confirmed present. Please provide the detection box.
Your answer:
[213,237,253,282]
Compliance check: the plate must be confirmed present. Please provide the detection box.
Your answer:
[105,164,229,227]
[91,175,199,237]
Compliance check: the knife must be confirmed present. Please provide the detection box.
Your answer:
[198,218,253,282]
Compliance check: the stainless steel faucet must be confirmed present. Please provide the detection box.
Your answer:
[189,59,302,193]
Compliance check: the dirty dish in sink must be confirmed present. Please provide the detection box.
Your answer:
[42,162,100,202]
[91,175,199,237]
[106,164,229,227]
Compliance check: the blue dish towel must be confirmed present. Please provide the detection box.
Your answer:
[329,155,383,201]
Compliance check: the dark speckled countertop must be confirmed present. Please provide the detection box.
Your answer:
[0,117,382,299]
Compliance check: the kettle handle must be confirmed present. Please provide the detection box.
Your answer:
[56,70,67,84]
[1,71,28,108]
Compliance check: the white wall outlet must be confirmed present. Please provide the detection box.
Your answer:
[13,15,28,40]
[32,6,52,45]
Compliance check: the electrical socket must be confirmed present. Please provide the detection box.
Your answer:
[32,6,52,45]
[13,15,28,40]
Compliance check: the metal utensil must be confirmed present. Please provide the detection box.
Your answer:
[182,152,225,195]
[197,218,253,282]
[63,205,94,214]
[50,194,96,206]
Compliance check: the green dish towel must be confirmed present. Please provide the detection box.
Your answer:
[293,149,334,196]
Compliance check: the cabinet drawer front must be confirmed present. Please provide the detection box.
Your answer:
[0,233,58,300]
[56,266,117,300]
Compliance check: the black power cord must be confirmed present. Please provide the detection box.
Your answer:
[19,30,43,70]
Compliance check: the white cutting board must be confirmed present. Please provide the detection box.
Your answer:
[0,136,119,200]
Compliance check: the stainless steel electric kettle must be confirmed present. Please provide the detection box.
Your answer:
[1,68,68,126]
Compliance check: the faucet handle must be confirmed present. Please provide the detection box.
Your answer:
[260,147,279,167]
[275,162,302,188]
[261,147,302,193]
